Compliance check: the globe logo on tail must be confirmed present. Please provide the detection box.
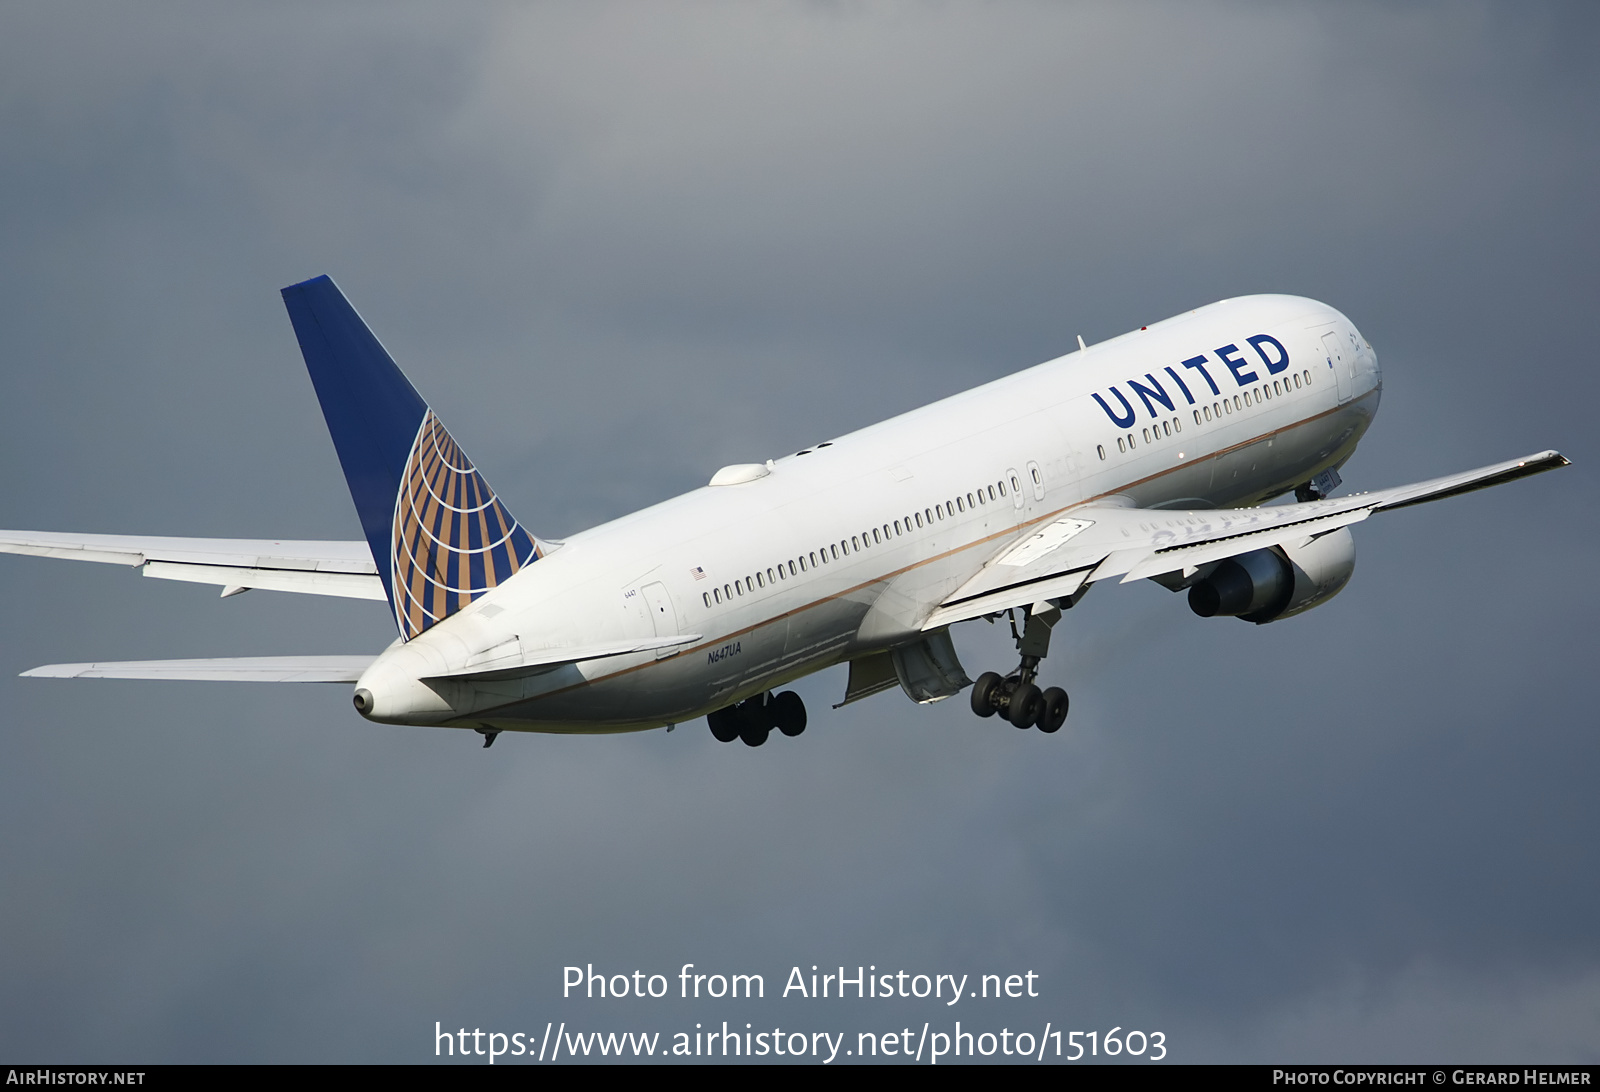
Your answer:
[390,411,538,640]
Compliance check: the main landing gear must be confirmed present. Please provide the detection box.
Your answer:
[706,690,807,747]
[970,603,1069,734]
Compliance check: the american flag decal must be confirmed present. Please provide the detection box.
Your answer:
[690,566,706,580]
[390,411,538,640]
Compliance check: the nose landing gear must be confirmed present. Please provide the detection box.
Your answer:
[706,690,807,747]
[970,604,1070,733]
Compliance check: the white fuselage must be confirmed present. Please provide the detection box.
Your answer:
[356,294,1381,732]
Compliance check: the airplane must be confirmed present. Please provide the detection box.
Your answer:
[0,277,1569,748]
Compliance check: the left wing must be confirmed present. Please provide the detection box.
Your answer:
[0,531,383,600]
[924,449,1569,629]
[22,656,376,682]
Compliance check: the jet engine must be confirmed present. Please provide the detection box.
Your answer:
[1187,527,1356,624]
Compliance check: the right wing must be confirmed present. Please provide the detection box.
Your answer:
[924,449,1569,629]
[0,531,383,600]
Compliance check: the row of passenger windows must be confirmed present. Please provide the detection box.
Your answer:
[702,472,1024,609]
[1095,368,1315,460]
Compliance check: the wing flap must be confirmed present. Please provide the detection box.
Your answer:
[22,655,376,682]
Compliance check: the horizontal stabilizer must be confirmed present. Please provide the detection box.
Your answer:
[925,449,1569,628]
[22,656,376,683]
[0,531,383,600]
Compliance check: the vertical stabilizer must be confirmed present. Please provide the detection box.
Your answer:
[281,275,539,639]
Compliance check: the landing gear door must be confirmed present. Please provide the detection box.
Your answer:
[641,581,679,658]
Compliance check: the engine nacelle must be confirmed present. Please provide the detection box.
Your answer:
[1187,526,1356,624]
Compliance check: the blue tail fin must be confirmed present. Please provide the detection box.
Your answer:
[281,275,540,640]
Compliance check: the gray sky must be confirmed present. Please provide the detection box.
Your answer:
[1,1,1596,1063]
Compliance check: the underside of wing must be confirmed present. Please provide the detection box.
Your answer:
[924,449,1569,629]
[0,531,383,600]
[22,656,377,682]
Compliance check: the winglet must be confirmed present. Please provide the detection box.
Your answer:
[281,276,540,639]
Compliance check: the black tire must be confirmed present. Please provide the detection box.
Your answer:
[738,721,770,747]
[1009,682,1043,729]
[707,707,740,743]
[773,691,807,736]
[971,672,1003,717]
[1037,687,1069,733]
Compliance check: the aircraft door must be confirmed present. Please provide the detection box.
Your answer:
[1025,460,1046,503]
[1322,331,1351,403]
[640,581,679,658]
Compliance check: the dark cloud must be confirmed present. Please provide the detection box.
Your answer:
[0,1,1595,1062]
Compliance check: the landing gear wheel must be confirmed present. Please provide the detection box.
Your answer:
[1009,682,1043,729]
[1037,687,1069,733]
[706,706,740,743]
[773,691,807,737]
[737,702,770,747]
[971,672,1003,717]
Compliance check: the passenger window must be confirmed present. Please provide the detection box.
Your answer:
[1194,410,1202,425]
[1173,417,1181,433]
[714,587,722,604]
[1142,427,1151,443]
[830,544,838,560]
[852,535,860,551]
[703,592,711,608]
[736,581,744,596]
[924,508,933,524]
[1128,433,1137,448]
[1098,444,1107,460]
[967,492,975,507]
[987,485,996,501]
[956,497,965,513]
[788,561,797,576]
[997,481,1006,497]
[724,583,732,599]
[1117,437,1126,453]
